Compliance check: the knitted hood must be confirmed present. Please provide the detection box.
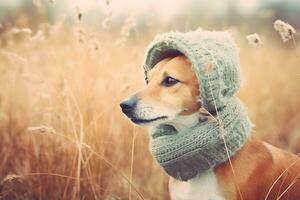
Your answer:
[143,29,241,111]
[142,29,252,181]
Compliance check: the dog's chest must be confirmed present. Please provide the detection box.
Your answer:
[169,169,225,200]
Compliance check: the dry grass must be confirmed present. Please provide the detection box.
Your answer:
[0,18,299,200]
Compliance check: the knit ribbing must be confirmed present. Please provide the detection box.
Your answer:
[149,98,251,181]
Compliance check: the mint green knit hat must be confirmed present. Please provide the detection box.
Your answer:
[143,29,241,111]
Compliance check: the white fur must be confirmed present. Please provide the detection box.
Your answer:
[167,114,225,200]
[167,112,199,132]
[134,101,182,125]
[139,100,225,199]
[169,169,225,200]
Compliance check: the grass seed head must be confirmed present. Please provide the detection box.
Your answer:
[246,33,262,46]
[76,7,83,22]
[21,28,32,35]
[1,174,24,184]
[273,19,296,43]
[27,125,56,134]
[90,39,100,51]
[102,8,113,30]
[30,30,45,42]
[115,15,136,46]
[0,50,28,66]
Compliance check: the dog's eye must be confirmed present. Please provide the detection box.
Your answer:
[161,76,179,87]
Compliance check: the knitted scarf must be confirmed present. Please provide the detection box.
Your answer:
[149,98,251,181]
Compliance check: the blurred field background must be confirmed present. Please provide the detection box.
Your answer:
[0,0,300,199]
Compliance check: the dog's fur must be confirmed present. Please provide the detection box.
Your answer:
[120,55,300,200]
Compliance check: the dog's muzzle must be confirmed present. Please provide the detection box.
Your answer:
[120,96,138,117]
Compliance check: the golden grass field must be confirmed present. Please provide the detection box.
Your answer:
[0,15,300,200]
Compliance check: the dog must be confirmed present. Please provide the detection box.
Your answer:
[120,55,300,200]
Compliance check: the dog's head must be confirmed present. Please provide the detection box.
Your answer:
[120,55,201,127]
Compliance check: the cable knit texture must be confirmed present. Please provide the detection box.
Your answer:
[142,29,252,181]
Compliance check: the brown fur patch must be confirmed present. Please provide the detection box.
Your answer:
[214,136,300,200]
[139,55,201,115]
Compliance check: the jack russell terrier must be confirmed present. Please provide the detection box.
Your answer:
[120,30,300,200]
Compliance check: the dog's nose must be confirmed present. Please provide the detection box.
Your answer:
[120,96,137,113]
